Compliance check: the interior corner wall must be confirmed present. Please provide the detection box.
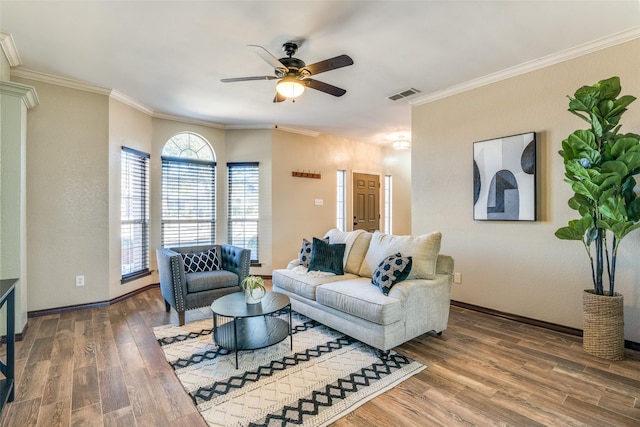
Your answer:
[225,129,273,276]
[382,146,411,235]
[14,77,111,310]
[411,38,640,342]
[271,131,386,269]
[108,98,153,299]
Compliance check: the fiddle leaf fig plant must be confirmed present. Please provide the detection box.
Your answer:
[555,76,640,296]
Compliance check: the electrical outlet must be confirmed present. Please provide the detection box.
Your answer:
[76,275,85,287]
[453,272,462,284]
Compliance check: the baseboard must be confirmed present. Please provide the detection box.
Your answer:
[451,300,640,351]
[27,283,160,318]
[0,322,28,343]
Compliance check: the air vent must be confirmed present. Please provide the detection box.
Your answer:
[387,88,421,101]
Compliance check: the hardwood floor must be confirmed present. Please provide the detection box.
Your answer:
[1,284,639,426]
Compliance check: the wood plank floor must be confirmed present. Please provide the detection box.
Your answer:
[1,284,639,426]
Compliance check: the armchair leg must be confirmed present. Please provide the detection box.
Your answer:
[178,311,185,326]
[164,300,171,312]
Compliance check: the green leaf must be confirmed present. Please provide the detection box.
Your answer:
[600,160,628,177]
[590,112,603,138]
[611,136,640,157]
[627,197,640,222]
[572,179,602,201]
[555,226,584,240]
[596,76,621,100]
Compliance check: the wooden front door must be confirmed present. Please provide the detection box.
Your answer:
[353,173,379,231]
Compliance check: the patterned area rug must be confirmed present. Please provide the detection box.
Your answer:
[153,311,426,427]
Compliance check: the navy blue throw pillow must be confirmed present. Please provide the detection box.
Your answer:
[308,237,346,275]
[372,253,412,295]
[181,248,221,273]
[299,237,329,268]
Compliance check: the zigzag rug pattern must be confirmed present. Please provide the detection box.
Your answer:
[153,312,426,427]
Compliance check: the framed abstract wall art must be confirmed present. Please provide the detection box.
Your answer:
[473,132,536,221]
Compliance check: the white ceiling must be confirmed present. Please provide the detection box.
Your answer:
[2,1,640,145]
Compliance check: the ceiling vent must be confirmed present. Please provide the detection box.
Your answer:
[387,88,421,101]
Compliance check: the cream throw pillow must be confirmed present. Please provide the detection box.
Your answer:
[323,229,370,274]
[358,231,442,279]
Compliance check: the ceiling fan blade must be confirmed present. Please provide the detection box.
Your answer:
[221,76,277,83]
[304,78,347,97]
[303,55,353,75]
[273,92,287,103]
[248,45,288,72]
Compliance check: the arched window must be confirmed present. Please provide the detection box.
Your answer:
[161,133,216,247]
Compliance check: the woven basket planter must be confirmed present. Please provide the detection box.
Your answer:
[582,290,624,360]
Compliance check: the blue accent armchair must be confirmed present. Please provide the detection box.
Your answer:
[156,244,250,325]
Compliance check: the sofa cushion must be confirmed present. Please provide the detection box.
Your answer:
[272,269,360,300]
[308,238,346,275]
[315,278,402,326]
[299,237,329,268]
[185,270,239,293]
[181,248,221,273]
[359,231,441,280]
[372,253,412,295]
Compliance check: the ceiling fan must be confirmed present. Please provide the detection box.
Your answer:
[221,42,354,102]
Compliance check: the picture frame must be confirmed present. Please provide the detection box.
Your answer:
[473,132,536,221]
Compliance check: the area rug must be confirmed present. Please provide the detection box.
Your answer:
[153,311,426,427]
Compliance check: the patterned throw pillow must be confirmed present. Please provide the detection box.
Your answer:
[372,253,412,295]
[308,237,346,275]
[299,237,329,268]
[181,248,221,273]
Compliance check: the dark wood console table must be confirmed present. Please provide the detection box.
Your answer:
[0,279,16,415]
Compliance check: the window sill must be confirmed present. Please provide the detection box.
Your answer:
[121,270,151,284]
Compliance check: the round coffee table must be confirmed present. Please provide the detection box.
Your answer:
[210,291,292,369]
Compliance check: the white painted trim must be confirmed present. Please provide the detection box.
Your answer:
[110,90,153,116]
[411,26,640,106]
[151,111,226,129]
[273,125,320,137]
[0,81,39,109]
[11,68,111,95]
[0,31,22,67]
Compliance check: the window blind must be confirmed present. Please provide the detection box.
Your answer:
[121,147,150,281]
[228,162,259,262]
[162,156,216,247]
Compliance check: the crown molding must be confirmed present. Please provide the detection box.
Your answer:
[0,81,39,109]
[11,67,111,95]
[272,125,320,137]
[109,90,154,116]
[0,31,22,67]
[224,123,320,137]
[151,111,226,129]
[411,26,640,106]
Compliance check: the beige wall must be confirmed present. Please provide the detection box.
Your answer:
[272,131,394,269]
[225,129,273,275]
[412,38,640,342]
[108,98,154,299]
[12,75,411,314]
[15,77,111,311]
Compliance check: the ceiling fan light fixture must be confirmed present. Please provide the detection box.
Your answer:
[276,76,305,98]
[392,139,411,150]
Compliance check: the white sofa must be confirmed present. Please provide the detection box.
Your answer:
[272,229,454,355]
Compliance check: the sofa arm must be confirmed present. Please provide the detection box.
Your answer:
[436,254,455,275]
[220,244,250,284]
[156,248,188,312]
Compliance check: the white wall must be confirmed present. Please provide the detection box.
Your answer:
[412,38,640,342]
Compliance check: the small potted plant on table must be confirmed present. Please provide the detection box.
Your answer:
[241,275,266,304]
